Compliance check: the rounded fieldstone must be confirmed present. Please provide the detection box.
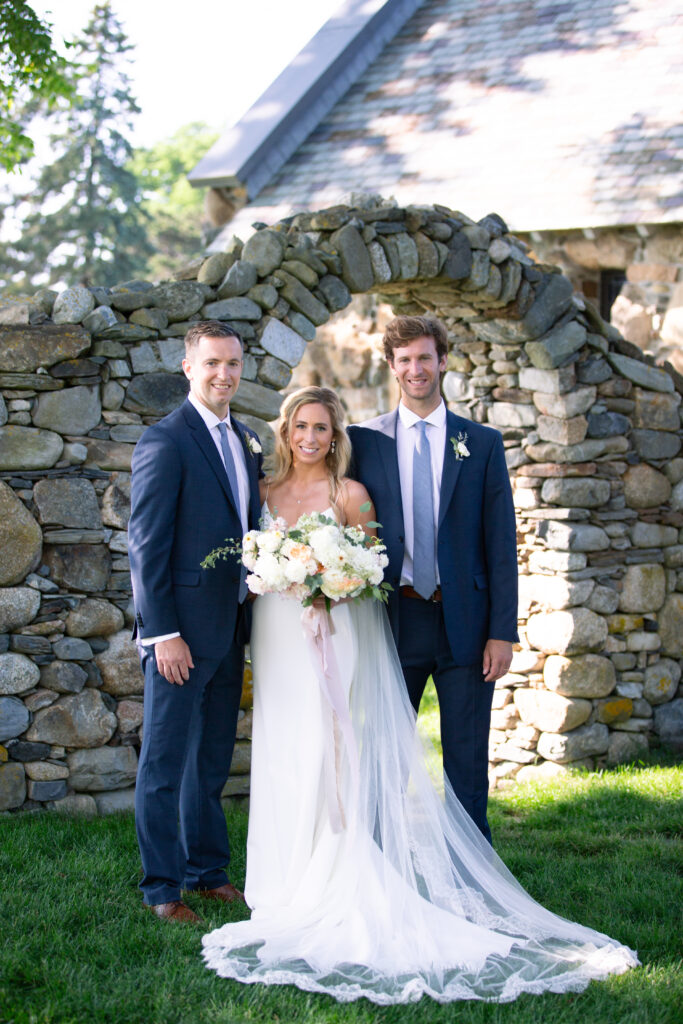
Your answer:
[0,695,31,742]
[0,762,26,810]
[633,389,681,431]
[0,482,43,586]
[540,477,610,508]
[259,318,307,367]
[631,429,682,461]
[618,564,666,613]
[39,661,88,694]
[606,731,648,766]
[52,637,93,661]
[653,698,683,752]
[33,385,101,436]
[595,696,633,725]
[66,598,124,638]
[101,473,131,529]
[0,395,7,427]
[198,252,233,286]
[230,379,283,422]
[216,260,258,298]
[82,305,118,335]
[257,356,292,390]
[658,594,683,657]
[630,522,679,548]
[7,740,50,761]
[0,425,63,471]
[606,353,674,393]
[33,477,101,529]
[102,380,125,410]
[0,653,40,695]
[0,587,41,632]
[62,442,88,465]
[513,689,591,733]
[25,760,69,781]
[116,699,144,733]
[52,285,95,325]
[536,722,609,764]
[527,609,608,655]
[623,464,671,509]
[538,521,609,552]
[94,786,137,813]
[241,229,286,277]
[95,630,144,696]
[43,544,111,593]
[670,479,683,511]
[150,282,205,322]
[67,745,138,792]
[587,585,620,614]
[28,778,68,801]
[123,373,188,416]
[643,659,680,705]
[25,689,117,747]
[48,792,97,815]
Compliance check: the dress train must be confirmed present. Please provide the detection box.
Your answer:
[202,595,638,1004]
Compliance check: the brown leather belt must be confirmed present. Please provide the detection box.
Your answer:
[400,585,442,602]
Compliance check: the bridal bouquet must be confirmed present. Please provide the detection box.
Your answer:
[202,507,391,608]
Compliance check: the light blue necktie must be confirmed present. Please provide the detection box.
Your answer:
[412,420,437,600]
[217,421,248,602]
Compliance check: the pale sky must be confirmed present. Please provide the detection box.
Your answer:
[33,0,344,145]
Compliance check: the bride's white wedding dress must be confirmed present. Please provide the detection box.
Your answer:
[202,509,638,1004]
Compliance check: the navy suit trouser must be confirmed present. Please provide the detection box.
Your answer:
[135,642,243,905]
[397,594,495,845]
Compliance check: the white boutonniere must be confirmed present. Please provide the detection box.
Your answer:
[246,435,262,455]
[450,432,470,460]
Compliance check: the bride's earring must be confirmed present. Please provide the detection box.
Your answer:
[330,439,336,454]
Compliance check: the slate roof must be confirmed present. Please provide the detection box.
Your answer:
[198,0,683,243]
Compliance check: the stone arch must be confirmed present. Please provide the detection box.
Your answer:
[1,196,682,813]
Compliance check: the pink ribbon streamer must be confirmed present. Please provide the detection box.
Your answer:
[301,604,360,833]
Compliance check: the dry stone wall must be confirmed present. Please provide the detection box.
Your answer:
[1,195,681,815]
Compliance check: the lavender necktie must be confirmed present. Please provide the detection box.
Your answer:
[412,420,437,600]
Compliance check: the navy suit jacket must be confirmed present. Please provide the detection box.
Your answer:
[348,408,518,666]
[128,398,262,659]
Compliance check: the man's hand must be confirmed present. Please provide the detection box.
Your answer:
[155,636,194,685]
[483,639,512,682]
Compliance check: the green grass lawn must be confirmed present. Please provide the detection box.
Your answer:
[1,756,681,1024]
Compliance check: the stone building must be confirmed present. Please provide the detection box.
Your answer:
[0,197,682,815]
[190,0,683,370]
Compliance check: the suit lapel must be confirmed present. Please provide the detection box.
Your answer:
[231,415,262,527]
[182,400,239,516]
[438,410,465,527]
[372,410,404,531]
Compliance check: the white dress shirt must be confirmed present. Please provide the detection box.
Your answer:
[396,400,446,587]
[140,392,250,646]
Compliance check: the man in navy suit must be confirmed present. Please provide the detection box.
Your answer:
[129,320,263,922]
[348,315,518,843]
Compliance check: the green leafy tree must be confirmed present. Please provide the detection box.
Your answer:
[128,122,219,280]
[0,2,153,289]
[0,0,75,172]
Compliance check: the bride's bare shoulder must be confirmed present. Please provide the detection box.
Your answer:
[338,477,374,527]
[258,477,272,502]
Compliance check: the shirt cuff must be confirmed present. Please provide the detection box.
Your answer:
[139,631,181,646]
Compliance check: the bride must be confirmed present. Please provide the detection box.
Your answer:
[202,386,638,1004]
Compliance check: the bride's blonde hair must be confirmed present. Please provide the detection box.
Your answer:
[271,387,352,503]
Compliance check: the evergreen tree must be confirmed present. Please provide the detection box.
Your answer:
[0,2,153,290]
[128,122,219,281]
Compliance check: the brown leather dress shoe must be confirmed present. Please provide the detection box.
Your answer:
[146,899,203,923]
[194,882,246,904]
